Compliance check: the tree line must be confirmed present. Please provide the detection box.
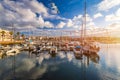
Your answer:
[0,30,25,41]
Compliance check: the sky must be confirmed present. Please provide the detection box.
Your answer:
[0,0,120,37]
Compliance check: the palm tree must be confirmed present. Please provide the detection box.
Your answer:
[9,31,13,41]
[21,34,25,40]
[1,30,5,41]
[16,32,20,40]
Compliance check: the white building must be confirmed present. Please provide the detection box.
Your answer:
[0,28,13,41]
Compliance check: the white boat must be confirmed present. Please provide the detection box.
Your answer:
[41,46,46,51]
[73,46,82,54]
[6,48,20,56]
[89,44,100,53]
[59,44,67,51]
[67,43,74,51]
[14,45,22,50]
[83,42,100,54]
[74,46,83,59]
[31,45,42,55]
[83,44,90,53]
[46,46,52,51]
[4,45,11,50]
[49,46,57,54]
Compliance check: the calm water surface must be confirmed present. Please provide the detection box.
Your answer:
[0,44,120,80]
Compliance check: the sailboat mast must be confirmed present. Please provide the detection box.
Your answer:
[81,18,84,43]
[81,0,86,43]
[84,0,87,41]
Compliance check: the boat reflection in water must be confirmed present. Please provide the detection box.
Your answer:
[83,52,100,63]
[0,40,100,80]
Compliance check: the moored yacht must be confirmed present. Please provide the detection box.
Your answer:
[67,42,74,51]
[83,42,100,54]
[74,46,83,59]
[73,46,82,54]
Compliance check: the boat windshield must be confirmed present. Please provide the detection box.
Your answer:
[75,48,81,51]
[68,44,73,46]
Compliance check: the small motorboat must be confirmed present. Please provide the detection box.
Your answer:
[6,48,20,56]
[49,46,57,54]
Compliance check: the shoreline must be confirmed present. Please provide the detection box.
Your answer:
[0,41,25,45]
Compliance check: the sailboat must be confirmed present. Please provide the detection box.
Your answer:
[81,0,100,54]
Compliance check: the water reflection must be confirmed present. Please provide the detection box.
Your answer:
[0,44,120,80]
[84,52,100,64]
[0,50,100,80]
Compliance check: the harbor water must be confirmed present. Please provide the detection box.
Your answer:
[0,44,120,80]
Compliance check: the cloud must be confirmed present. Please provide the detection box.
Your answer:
[73,15,82,21]
[86,14,93,22]
[104,22,120,37]
[0,3,3,10]
[72,14,93,28]
[87,22,95,28]
[56,14,82,29]
[67,14,82,28]
[116,8,120,16]
[57,21,66,28]
[7,0,48,16]
[97,0,120,11]
[51,2,59,14]
[44,21,54,28]
[94,13,103,19]
[66,19,74,27]
[105,8,120,21]
[0,0,55,31]
[56,14,94,29]
[107,22,120,30]
[29,0,48,15]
